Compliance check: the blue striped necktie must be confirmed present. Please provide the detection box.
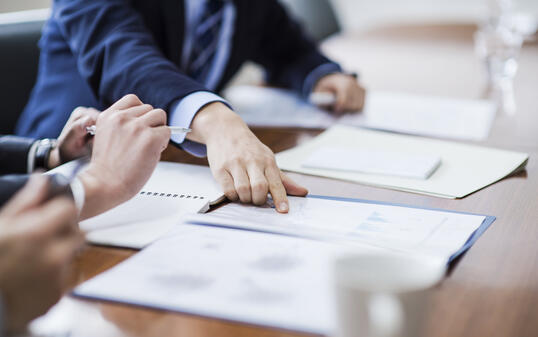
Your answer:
[187,0,225,83]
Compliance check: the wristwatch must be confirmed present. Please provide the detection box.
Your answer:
[34,138,58,170]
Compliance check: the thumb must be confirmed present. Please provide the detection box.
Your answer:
[280,172,308,197]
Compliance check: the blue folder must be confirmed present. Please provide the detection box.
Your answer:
[72,194,495,335]
[306,194,495,263]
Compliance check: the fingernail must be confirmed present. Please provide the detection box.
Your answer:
[278,202,289,212]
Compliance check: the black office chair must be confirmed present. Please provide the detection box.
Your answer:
[0,20,44,134]
[280,0,341,41]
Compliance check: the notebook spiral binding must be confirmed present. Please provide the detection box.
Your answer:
[139,191,205,200]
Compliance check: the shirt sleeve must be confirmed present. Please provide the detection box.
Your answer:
[70,177,86,215]
[168,91,231,158]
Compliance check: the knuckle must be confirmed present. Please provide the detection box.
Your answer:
[134,118,147,130]
[122,94,141,106]
[225,190,238,200]
[239,194,251,203]
[236,184,250,195]
[71,107,86,118]
[263,155,276,167]
[252,181,268,193]
[156,109,168,125]
[140,104,153,113]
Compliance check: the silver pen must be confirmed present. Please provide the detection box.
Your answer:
[85,125,191,136]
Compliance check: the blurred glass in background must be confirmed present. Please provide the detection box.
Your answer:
[474,0,535,116]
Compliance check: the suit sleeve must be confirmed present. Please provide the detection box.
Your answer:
[0,175,29,209]
[53,0,208,111]
[0,174,78,211]
[249,0,341,96]
[0,136,36,176]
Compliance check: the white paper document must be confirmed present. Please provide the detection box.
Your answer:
[225,86,496,141]
[276,125,529,198]
[302,146,441,179]
[74,196,491,334]
[74,224,372,335]
[78,161,224,248]
[191,196,487,261]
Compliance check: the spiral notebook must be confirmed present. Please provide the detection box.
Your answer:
[78,161,225,249]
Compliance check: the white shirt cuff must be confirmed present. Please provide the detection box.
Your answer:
[169,91,230,157]
[70,177,85,215]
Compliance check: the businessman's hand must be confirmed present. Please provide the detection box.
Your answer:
[78,95,170,219]
[48,106,101,169]
[313,73,366,114]
[188,102,308,213]
[0,175,83,334]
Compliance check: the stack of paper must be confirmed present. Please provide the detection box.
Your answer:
[225,86,496,141]
[276,125,528,198]
[75,224,347,334]
[189,195,493,262]
[74,195,494,335]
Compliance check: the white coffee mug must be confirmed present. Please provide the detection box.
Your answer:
[334,253,445,337]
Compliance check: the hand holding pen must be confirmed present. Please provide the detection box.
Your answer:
[76,95,174,218]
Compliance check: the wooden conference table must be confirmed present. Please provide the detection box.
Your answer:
[48,25,538,337]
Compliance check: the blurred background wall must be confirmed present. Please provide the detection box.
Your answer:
[330,0,538,32]
[0,0,49,13]
[1,0,537,37]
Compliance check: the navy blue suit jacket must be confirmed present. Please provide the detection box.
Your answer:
[0,135,34,207]
[16,0,337,138]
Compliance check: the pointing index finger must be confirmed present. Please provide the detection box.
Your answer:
[265,166,288,213]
